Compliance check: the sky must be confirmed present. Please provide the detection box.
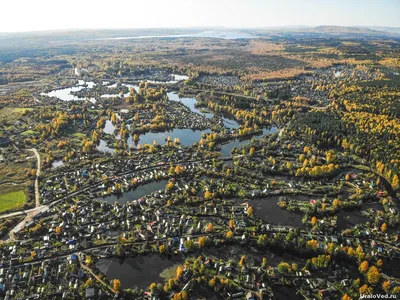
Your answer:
[1,0,399,32]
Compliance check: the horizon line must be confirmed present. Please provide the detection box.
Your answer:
[1,24,400,35]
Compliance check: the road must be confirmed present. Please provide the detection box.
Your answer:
[5,149,48,240]
[25,148,41,207]
[79,256,117,295]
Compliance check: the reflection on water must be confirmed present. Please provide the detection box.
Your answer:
[250,196,310,228]
[103,120,115,135]
[97,254,183,289]
[51,160,64,169]
[102,31,257,40]
[127,128,211,148]
[97,139,114,154]
[41,81,96,101]
[221,126,277,156]
[168,92,239,128]
[100,180,168,204]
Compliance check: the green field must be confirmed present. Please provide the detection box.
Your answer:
[0,191,26,212]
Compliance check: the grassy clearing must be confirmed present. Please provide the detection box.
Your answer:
[160,264,180,280]
[21,130,38,136]
[0,190,26,212]
[73,133,85,138]
[0,107,32,121]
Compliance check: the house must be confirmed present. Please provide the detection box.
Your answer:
[85,288,96,299]
[246,292,256,300]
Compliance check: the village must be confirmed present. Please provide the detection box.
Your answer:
[0,33,399,300]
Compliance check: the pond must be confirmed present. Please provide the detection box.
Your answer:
[101,83,139,98]
[100,180,168,204]
[272,286,303,300]
[97,139,115,154]
[127,128,211,148]
[98,127,210,153]
[147,74,189,84]
[103,120,116,135]
[249,196,309,228]
[41,81,96,101]
[51,160,64,169]
[168,92,239,128]
[203,244,305,267]
[96,254,183,289]
[220,126,278,156]
[337,209,370,231]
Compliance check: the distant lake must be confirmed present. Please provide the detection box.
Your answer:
[101,31,257,40]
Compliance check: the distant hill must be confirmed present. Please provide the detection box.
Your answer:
[359,26,400,35]
[248,25,400,39]
[309,25,385,34]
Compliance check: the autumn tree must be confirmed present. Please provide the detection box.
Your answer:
[113,279,121,291]
[209,276,216,288]
[392,174,399,190]
[377,259,383,267]
[306,239,318,250]
[332,199,341,208]
[149,282,157,293]
[311,216,317,226]
[367,266,380,284]
[229,219,235,228]
[342,294,352,300]
[381,222,387,232]
[393,287,400,295]
[166,181,175,190]
[359,261,369,273]
[239,255,246,267]
[176,266,183,280]
[180,291,188,300]
[85,278,94,288]
[249,147,255,155]
[359,284,372,295]
[175,165,185,174]
[382,281,391,293]
[85,256,92,265]
[247,206,254,217]
[159,244,165,254]
[198,236,207,248]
